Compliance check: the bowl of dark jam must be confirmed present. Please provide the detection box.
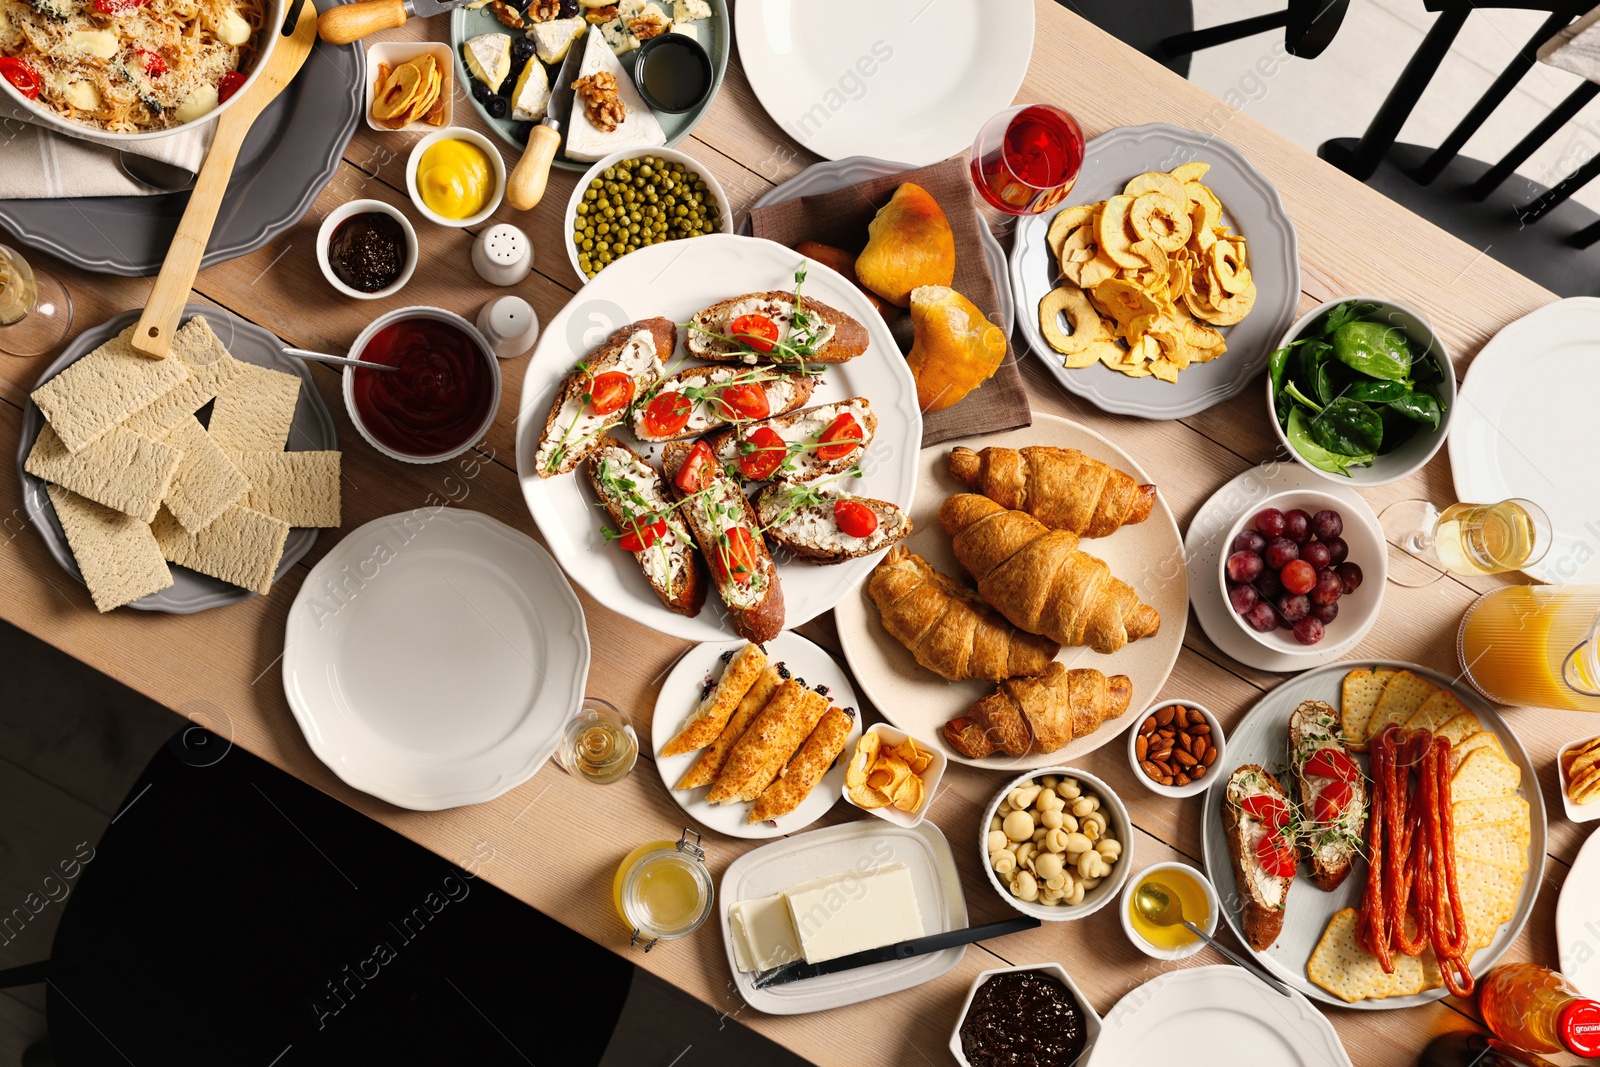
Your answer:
[344,307,500,464]
[950,964,1100,1067]
[318,200,418,300]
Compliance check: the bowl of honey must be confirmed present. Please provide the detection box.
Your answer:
[612,830,714,951]
[1120,862,1218,961]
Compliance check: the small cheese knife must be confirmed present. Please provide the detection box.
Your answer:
[505,34,584,210]
[750,916,1041,990]
[317,0,471,45]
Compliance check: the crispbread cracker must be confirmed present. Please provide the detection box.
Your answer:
[1368,670,1439,737]
[1454,794,1529,828]
[25,423,181,523]
[1456,820,1530,872]
[30,327,189,453]
[160,417,250,533]
[46,485,172,612]
[152,503,289,595]
[1340,667,1393,747]
[123,317,241,438]
[206,362,301,452]
[1405,689,1468,735]
[1453,747,1520,801]
[1307,908,1427,1002]
[1450,729,1505,774]
[229,450,341,527]
[1436,711,1482,748]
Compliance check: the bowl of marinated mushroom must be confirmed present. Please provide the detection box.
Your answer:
[978,768,1133,922]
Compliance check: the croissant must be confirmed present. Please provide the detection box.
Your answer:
[948,445,1157,537]
[866,546,1059,681]
[940,494,1161,654]
[943,663,1133,759]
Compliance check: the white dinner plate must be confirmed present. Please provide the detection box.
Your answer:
[1185,463,1384,673]
[1088,965,1350,1066]
[1449,297,1600,585]
[282,508,589,811]
[1559,825,1600,999]
[720,819,967,1015]
[652,631,862,840]
[515,233,921,642]
[835,411,1189,770]
[1201,660,1546,1010]
[733,0,1034,166]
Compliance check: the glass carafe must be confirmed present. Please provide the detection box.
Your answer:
[1458,586,1600,712]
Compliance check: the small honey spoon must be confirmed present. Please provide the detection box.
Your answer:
[1133,879,1295,998]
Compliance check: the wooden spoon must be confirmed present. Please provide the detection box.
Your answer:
[132,2,318,359]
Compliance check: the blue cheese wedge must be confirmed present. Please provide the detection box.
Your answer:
[784,863,923,964]
[463,32,512,92]
[597,16,638,55]
[621,0,670,39]
[509,54,551,120]
[671,0,710,21]
[530,16,587,63]
[565,25,666,161]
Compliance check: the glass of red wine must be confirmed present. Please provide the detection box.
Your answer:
[968,104,1085,216]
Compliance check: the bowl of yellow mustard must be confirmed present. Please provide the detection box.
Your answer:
[405,127,505,228]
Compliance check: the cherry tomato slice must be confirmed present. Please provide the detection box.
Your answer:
[833,499,878,538]
[0,58,41,101]
[135,49,168,76]
[643,391,692,438]
[737,427,787,481]
[729,314,779,354]
[618,517,667,553]
[673,440,715,494]
[587,371,634,416]
[1239,793,1288,830]
[1256,829,1297,878]
[720,526,759,584]
[92,0,150,13]
[716,381,770,423]
[816,412,864,462]
[1302,748,1360,783]
[217,71,247,103]
[1312,778,1354,826]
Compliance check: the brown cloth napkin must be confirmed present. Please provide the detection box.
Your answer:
[749,156,1032,448]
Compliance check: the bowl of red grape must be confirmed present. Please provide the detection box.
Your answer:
[1219,490,1386,652]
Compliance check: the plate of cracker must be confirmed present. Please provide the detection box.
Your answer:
[17,307,341,613]
[1201,659,1544,1010]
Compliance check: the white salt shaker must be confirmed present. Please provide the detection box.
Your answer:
[471,223,533,286]
[476,296,540,360]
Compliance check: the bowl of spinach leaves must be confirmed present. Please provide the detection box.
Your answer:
[1267,296,1455,485]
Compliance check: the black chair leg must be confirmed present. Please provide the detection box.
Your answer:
[0,960,52,989]
[1470,81,1600,200]
[1161,11,1287,57]
[1567,217,1600,248]
[1519,152,1600,224]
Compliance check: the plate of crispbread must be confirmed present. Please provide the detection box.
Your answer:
[17,306,340,613]
[1201,659,1544,1010]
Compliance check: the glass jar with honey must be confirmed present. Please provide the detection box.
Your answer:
[612,829,714,951]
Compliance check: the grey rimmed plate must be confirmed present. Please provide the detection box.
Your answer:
[1010,123,1301,419]
[17,305,337,613]
[0,38,362,277]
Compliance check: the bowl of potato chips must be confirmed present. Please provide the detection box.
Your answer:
[842,724,945,828]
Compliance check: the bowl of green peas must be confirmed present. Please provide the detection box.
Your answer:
[564,147,734,284]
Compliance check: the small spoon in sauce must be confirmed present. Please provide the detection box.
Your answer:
[283,346,398,372]
[1133,880,1294,996]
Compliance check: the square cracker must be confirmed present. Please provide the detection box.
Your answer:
[123,317,242,438]
[46,484,172,612]
[1456,820,1530,872]
[152,503,289,596]
[1405,689,1468,735]
[1450,730,1506,774]
[1453,746,1520,801]
[161,417,251,533]
[1340,667,1394,748]
[206,362,301,452]
[1454,794,1529,828]
[1436,711,1482,748]
[1368,670,1439,738]
[25,422,181,523]
[1455,857,1524,948]
[30,327,189,453]
[1307,908,1426,1002]
[231,451,342,527]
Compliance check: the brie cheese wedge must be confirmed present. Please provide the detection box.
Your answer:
[564,25,666,162]
[530,16,586,63]
[509,54,551,121]
[463,32,512,92]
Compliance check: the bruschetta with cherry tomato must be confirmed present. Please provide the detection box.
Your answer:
[534,317,676,477]
[630,365,817,443]
[1224,764,1296,951]
[755,480,911,564]
[585,437,705,617]
[684,291,869,365]
[662,439,784,643]
[1289,700,1366,891]
[706,399,877,483]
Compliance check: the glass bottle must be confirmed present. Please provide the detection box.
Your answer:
[1479,963,1600,1057]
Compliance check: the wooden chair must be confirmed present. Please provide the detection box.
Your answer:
[1062,0,1351,78]
[1320,0,1600,296]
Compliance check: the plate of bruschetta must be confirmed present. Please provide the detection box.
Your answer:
[515,233,922,642]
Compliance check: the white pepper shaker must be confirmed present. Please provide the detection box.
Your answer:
[471,223,533,286]
[476,296,540,360]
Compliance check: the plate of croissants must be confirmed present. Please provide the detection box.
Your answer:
[835,411,1188,769]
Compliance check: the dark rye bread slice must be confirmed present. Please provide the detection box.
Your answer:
[661,440,784,643]
[630,365,818,443]
[1290,700,1365,892]
[685,291,869,364]
[706,399,878,482]
[534,317,676,478]
[755,483,912,564]
[585,437,706,617]
[1223,764,1294,952]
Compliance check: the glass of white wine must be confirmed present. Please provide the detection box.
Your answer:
[554,697,638,784]
[0,244,72,358]
[1379,497,1552,588]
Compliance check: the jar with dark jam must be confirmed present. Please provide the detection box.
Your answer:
[959,969,1088,1067]
[328,212,408,293]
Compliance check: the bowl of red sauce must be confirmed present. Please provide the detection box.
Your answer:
[344,307,500,464]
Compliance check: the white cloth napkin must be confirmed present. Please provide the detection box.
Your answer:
[0,99,213,199]
[1539,7,1600,82]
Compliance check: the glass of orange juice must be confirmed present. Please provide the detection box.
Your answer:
[1458,586,1600,712]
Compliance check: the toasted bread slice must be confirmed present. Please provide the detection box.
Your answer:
[708,399,877,482]
[662,440,785,643]
[1289,700,1366,892]
[685,291,868,364]
[1223,764,1294,951]
[585,437,705,617]
[755,481,911,564]
[533,317,676,477]
[629,365,817,443]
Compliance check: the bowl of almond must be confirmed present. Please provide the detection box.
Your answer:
[1126,700,1225,799]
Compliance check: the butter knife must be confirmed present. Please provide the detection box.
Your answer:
[506,32,585,211]
[750,916,1041,990]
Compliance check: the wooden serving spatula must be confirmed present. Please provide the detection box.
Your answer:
[131,1,318,359]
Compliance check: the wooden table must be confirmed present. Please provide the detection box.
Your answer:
[1,3,1592,1063]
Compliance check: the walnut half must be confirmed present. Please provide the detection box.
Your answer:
[572,70,626,132]
[488,0,523,27]
[528,0,559,18]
